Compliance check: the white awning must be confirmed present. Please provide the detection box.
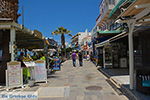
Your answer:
[95,40,110,48]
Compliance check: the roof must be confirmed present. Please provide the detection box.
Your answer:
[0,21,45,49]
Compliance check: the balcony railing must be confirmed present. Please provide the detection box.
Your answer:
[96,2,114,26]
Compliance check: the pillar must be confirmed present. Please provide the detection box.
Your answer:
[10,28,16,61]
[128,20,135,90]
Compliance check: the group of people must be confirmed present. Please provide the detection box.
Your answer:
[71,51,83,67]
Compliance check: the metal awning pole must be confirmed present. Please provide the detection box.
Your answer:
[127,20,135,90]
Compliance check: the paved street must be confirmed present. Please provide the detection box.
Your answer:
[37,60,128,100]
[0,60,129,100]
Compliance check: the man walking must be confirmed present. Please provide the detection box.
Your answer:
[78,51,83,66]
[72,51,77,67]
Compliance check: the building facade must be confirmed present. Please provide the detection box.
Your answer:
[92,0,150,94]
[71,30,91,51]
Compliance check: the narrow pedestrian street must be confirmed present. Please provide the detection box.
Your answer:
[37,60,128,100]
[1,0,150,100]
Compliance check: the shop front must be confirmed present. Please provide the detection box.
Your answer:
[133,28,150,94]
[117,0,150,91]
[110,33,129,68]
[95,30,121,67]
[95,30,129,69]
[0,21,47,86]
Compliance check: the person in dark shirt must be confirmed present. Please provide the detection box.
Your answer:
[78,51,83,66]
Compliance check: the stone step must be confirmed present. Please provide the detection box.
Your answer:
[38,86,70,98]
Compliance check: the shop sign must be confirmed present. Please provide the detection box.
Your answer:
[6,61,23,89]
[34,60,47,83]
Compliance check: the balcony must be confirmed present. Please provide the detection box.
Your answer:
[96,0,115,26]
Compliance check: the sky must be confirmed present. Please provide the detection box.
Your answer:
[18,0,101,44]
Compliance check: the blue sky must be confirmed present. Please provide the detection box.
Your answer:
[18,0,101,44]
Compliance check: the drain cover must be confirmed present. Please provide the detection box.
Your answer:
[86,86,102,91]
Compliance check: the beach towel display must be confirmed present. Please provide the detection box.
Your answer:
[52,57,61,71]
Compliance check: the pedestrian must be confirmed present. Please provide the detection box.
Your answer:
[78,51,83,66]
[72,51,77,67]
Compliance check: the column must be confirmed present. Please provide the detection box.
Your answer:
[128,20,135,90]
[10,28,16,61]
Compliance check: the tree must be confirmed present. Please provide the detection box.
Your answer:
[52,27,71,56]
[52,27,72,57]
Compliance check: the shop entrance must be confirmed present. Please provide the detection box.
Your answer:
[111,36,129,68]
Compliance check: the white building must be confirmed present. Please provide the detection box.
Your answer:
[71,29,91,51]
[78,29,91,46]
[96,0,119,30]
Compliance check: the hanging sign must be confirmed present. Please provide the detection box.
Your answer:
[34,60,47,82]
[6,61,23,89]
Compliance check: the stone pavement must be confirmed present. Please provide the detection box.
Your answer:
[0,60,129,100]
[98,68,129,86]
[37,60,128,100]
[98,68,150,100]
